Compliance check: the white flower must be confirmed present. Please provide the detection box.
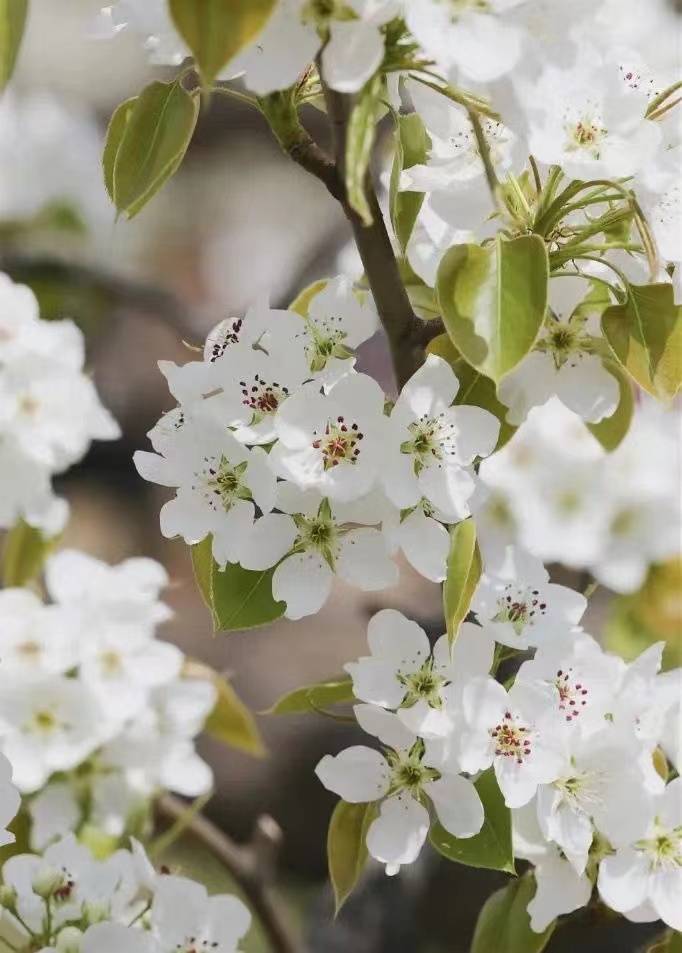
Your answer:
[134,412,276,567]
[28,782,81,852]
[383,501,451,582]
[598,777,682,931]
[521,54,662,179]
[405,0,527,83]
[316,704,484,875]
[296,276,379,387]
[0,676,114,794]
[471,547,587,651]
[345,610,494,738]
[0,438,68,534]
[0,589,77,679]
[242,492,398,620]
[459,677,564,808]
[147,875,251,952]
[271,372,388,502]
[383,355,499,521]
[401,80,516,193]
[321,1,402,94]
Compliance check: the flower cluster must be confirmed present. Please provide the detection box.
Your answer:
[0,835,250,952]
[0,273,119,534]
[0,550,216,850]
[135,278,501,618]
[475,396,681,592]
[315,576,682,932]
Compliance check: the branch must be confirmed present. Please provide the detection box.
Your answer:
[157,794,301,953]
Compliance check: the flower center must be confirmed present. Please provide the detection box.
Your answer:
[399,661,446,709]
[30,708,63,736]
[99,650,123,676]
[565,113,608,157]
[312,416,363,469]
[554,668,589,722]
[16,640,42,660]
[637,827,682,870]
[240,374,289,420]
[402,413,457,472]
[294,509,342,569]
[490,710,533,764]
[389,743,439,796]
[199,456,249,512]
[493,585,546,634]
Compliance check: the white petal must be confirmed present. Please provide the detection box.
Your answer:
[315,746,390,802]
[366,794,429,870]
[366,608,431,667]
[239,514,297,571]
[528,854,592,933]
[448,405,500,464]
[83,924,155,953]
[396,510,450,582]
[424,774,484,838]
[598,848,650,913]
[272,552,332,620]
[650,867,682,931]
[354,703,416,751]
[323,21,385,94]
[337,529,398,591]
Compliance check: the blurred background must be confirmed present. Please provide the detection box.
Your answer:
[2,3,679,950]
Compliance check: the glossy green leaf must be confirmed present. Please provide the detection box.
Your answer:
[428,333,516,450]
[389,112,430,251]
[430,768,514,873]
[107,80,199,219]
[346,74,384,226]
[471,873,555,953]
[200,665,266,757]
[586,360,634,451]
[328,799,378,914]
[1,520,55,587]
[212,561,285,632]
[0,0,27,91]
[102,96,136,202]
[169,0,275,88]
[437,236,549,383]
[443,518,481,644]
[648,931,682,953]
[266,676,354,715]
[191,539,285,632]
[602,283,682,401]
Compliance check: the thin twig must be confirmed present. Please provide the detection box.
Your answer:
[157,794,301,953]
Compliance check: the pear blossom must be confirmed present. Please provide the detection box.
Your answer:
[345,610,494,737]
[459,677,565,808]
[271,372,388,502]
[134,412,277,567]
[383,355,499,520]
[405,0,527,84]
[241,492,398,620]
[316,704,484,875]
[471,547,587,651]
[598,778,682,931]
[0,589,77,679]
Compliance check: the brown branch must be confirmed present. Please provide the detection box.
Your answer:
[157,793,301,953]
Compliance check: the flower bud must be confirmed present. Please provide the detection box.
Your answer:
[32,865,63,899]
[0,884,17,909]
[56,926,84,953]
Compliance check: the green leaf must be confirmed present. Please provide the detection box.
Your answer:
[197,664,266,757]
[1,520,55,587]
[266,676,354,715]
[107,80,199,219]
[212,561,285,632]
[586,360,634,451]
[648,931,682,953]
[327,799,378,914]
[389,112,430,251]
[102,96,136,202]
[346,74,384,226]
[427,333,516,450]
[191,538,285,632]
[289,279,328,317]
[471,873,555,953]
[430,768,514,873]
[169,0,275,88]
[443,518,480,644]
[0,0,27,92]
[602,283,682,401]
[437,236,549,383]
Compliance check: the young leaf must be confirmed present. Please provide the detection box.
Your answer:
[108,80,199,219]
[443,518,481,644]
[471,873,555,953]
[437,236,549,383]
[197,665,266,757]
[602,283,682,401]
[266,676,354,715]
[428,333,516,450]
[212,561,285,632]
[389,112,430,251]
[1,520,55,588]
[190,537,217,627]
[102,97,136,202]
[346,74,384,226]
[169,0,275,88]
[586,360,634,452]
[289,279,328,317]
[0,0,27,91]
[327,799,377,914]
[429,768,514,873]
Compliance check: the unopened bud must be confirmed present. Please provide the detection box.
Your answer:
[0,884,17,909]
[56,926,83,953]
[32,865,63,899]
